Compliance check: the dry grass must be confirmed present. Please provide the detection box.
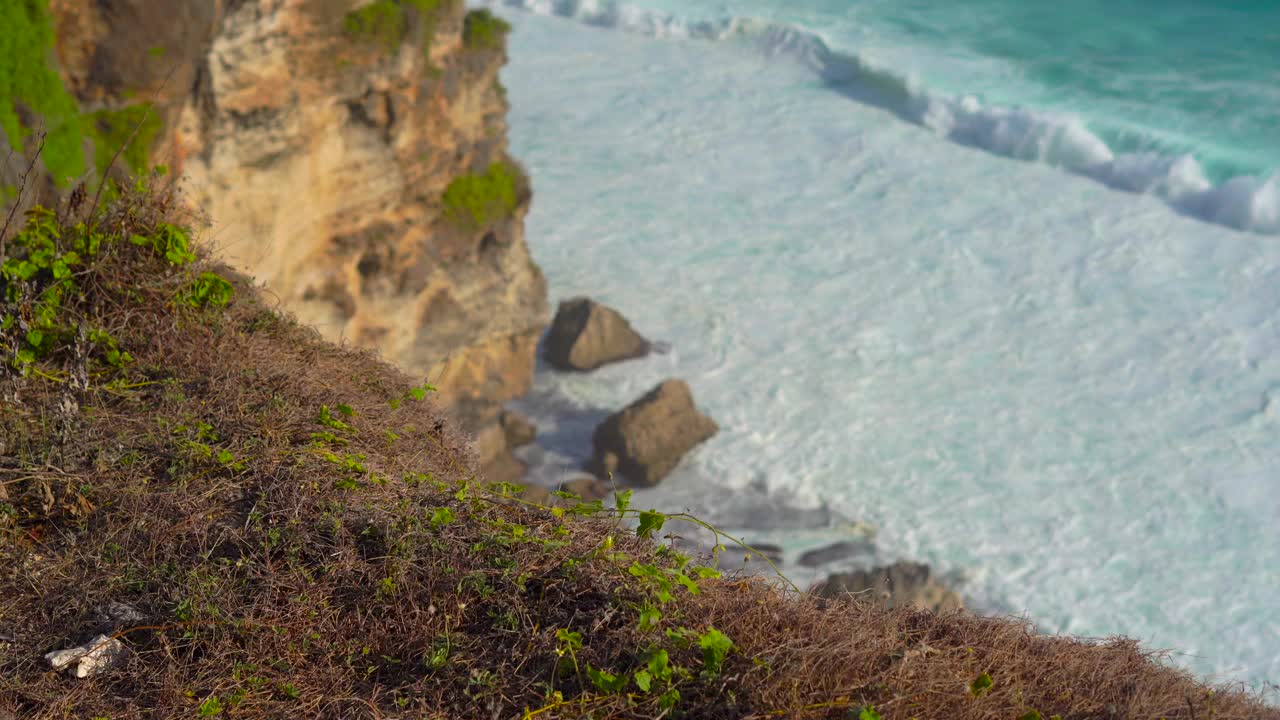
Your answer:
[1,182,1277,719]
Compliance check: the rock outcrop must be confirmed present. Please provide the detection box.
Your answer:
[3,0,547,477]
[586,379,718,487]
[545,297,650,371]
[812,562,962,613]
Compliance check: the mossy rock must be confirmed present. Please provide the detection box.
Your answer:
[462,9,511,51]
[343,0,455,62]
[440,161,522,231]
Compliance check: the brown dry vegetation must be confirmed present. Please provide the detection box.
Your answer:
[2,181,1278,720]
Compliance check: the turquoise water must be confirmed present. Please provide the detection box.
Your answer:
[492,0,1279,233]
[821,0,1280,182]
[606,0,1280,181]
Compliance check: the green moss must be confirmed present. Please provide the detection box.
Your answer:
[343,0,409,54]
[0,0,88,186]
[441,161,521,231]
[462,9,511,51]
[343,0,447,62]
[90,104,164,178]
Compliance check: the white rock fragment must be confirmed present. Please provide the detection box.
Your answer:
[44,634,126,678]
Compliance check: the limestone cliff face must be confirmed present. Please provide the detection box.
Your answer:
[3,0,548,472]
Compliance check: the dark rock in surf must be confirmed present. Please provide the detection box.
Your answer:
[586,379,718,487]
[545,297,650,372]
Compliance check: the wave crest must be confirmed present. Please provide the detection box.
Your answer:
[485,0,1280,235]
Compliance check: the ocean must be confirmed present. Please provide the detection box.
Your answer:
[479,0,1280,690]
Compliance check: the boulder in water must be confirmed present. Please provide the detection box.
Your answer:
[545,297,650,372]
[586,379,718,487]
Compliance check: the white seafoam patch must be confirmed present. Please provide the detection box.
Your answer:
[493,9,1280,689]
[483,0,1280,235]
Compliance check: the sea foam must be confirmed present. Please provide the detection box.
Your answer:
[483,0,1280,235]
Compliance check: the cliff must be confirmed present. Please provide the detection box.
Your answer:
[1,0,548,477]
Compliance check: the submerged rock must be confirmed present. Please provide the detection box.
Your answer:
[586,379,718,487]
[545,297,651,372]
[797,539,876,568]
[812,562,962,613]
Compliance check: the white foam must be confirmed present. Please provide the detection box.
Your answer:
[491,5,1280,692]
[483,0,1280,235]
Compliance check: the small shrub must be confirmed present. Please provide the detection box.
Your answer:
[180,271,234,308]
[440,161,521,230]
[342,0,448,62]
[462,9,511,51]
[90,104,165,179]
[343,0,408,54]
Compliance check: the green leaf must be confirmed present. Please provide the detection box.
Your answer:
[198,696,224,716]
[673,572,700,595]
[555,629,582,651]
[1018,712,1044,720]
[24,329,44,348]
[430,507,455,529]
[614,489,632,514]
[693,566,721,579]
[568,500,604,516]
[647,649,671,680]
[858,707,882,720]
[638,606,661,632]
[586,665,627,694]
[970,672,994,697]
[636,510,665,539]
[698,627,734,676]
[658,687,681,710]
[51,259,70,279]
[217,449,236,466]
[337,403,355,416]
[633,669,652,692]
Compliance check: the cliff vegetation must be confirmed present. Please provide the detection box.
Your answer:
[1,177,1276,720]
